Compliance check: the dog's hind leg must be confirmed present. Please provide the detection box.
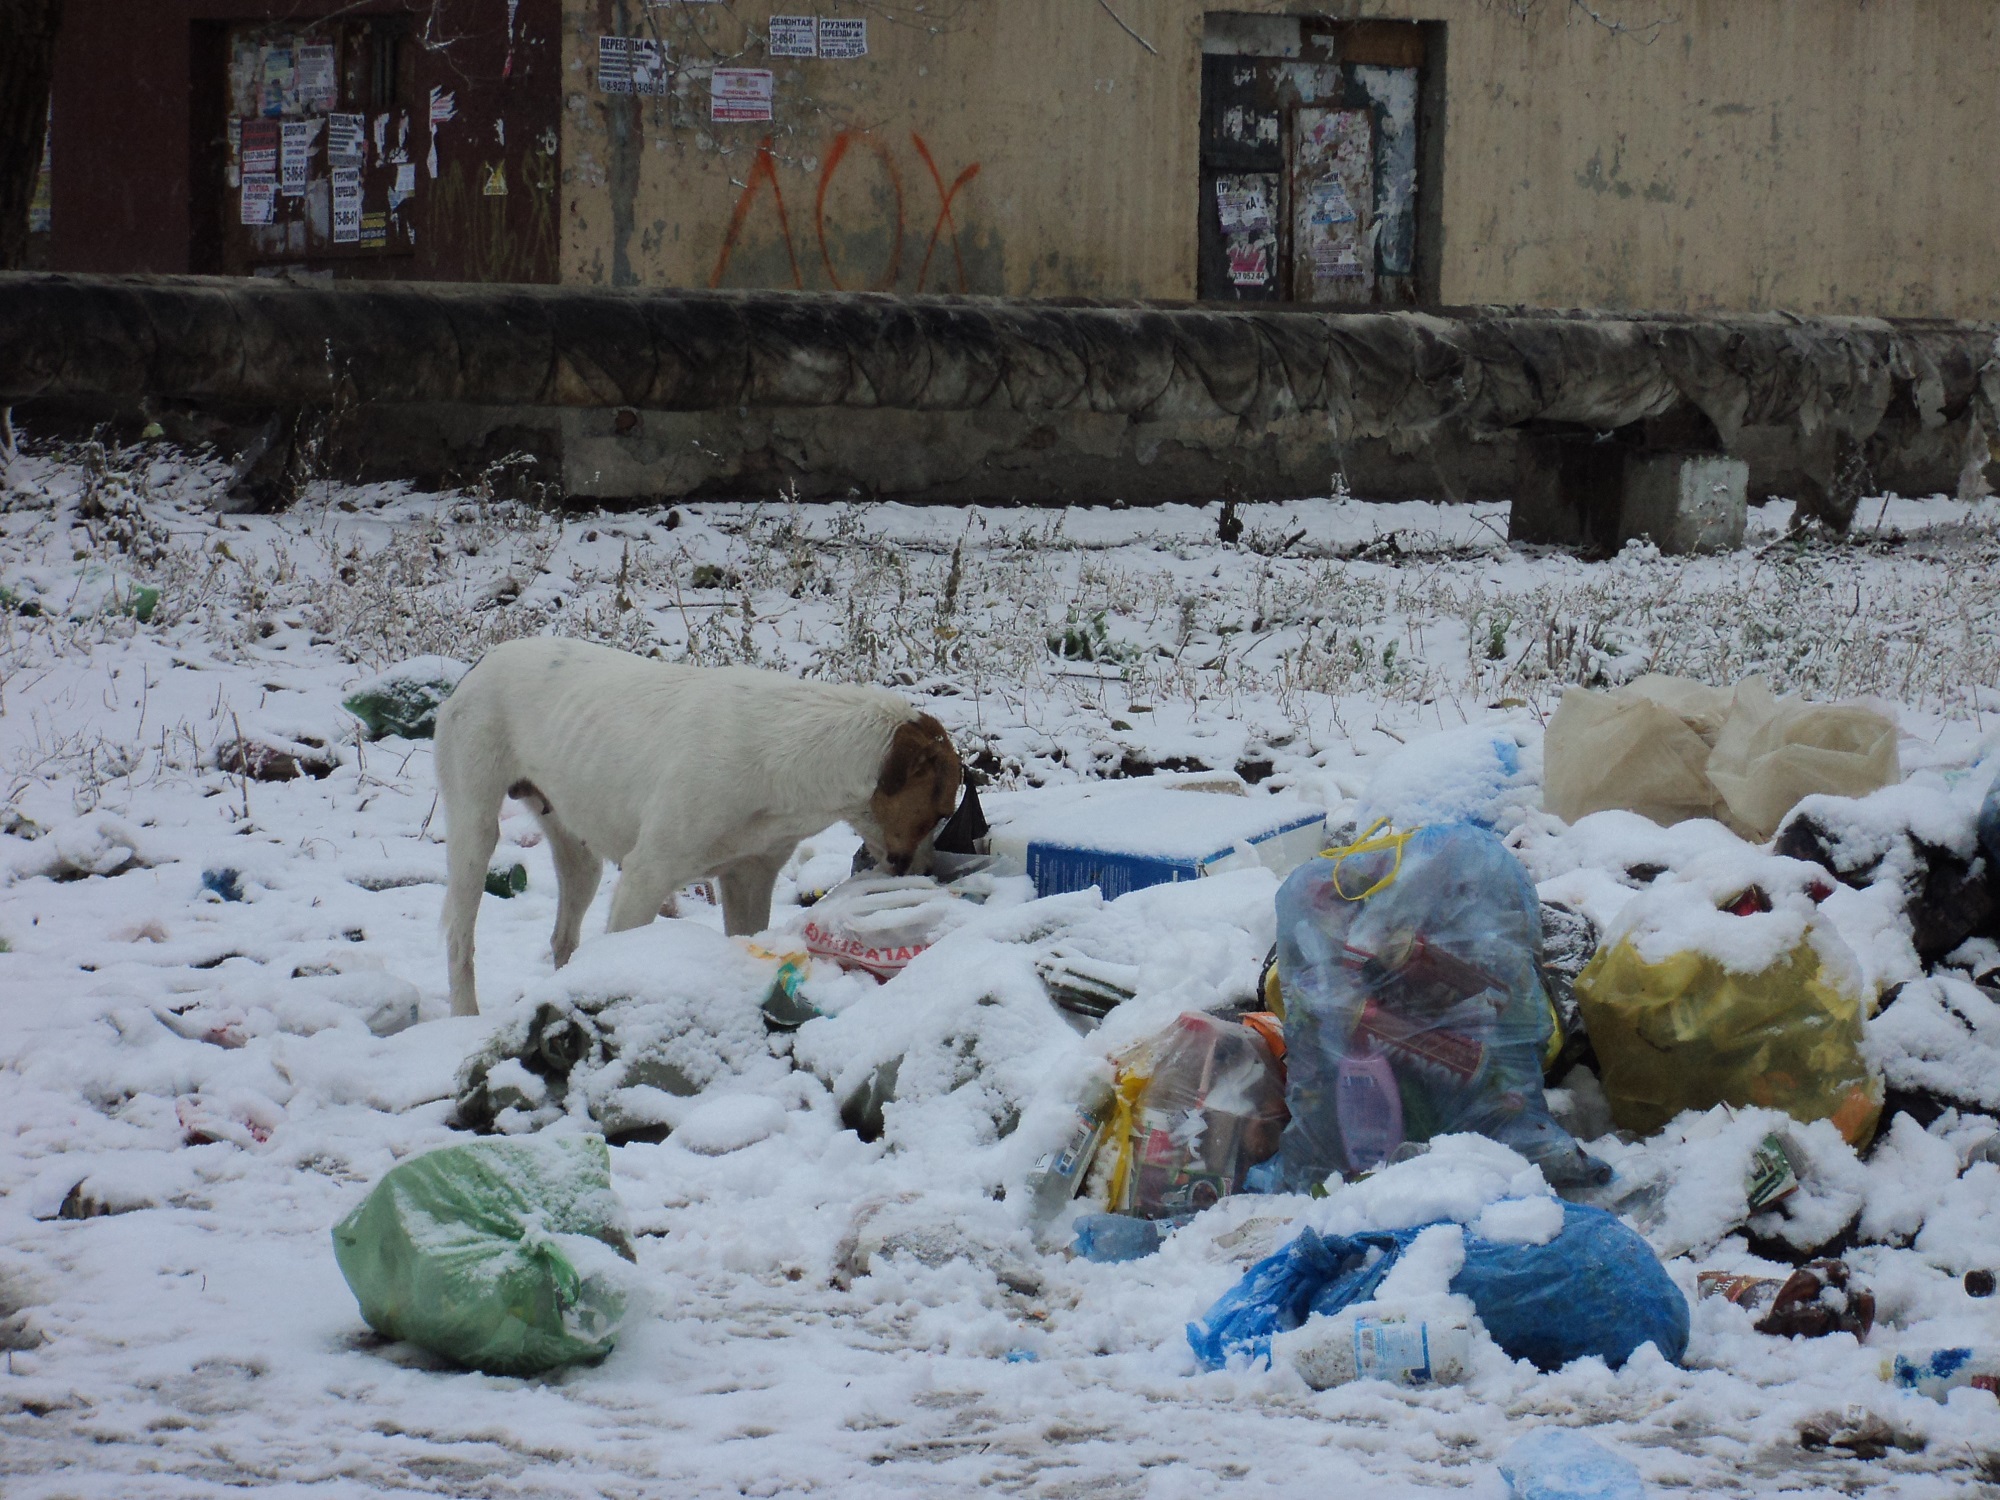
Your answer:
[718,849,788,937]
[605,848,683,935]
[437,752,506,1019]
[542,817,602,969]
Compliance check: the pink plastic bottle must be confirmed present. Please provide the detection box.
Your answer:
[1336,1050,1404,1173]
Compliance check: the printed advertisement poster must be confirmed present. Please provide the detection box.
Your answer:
[297,43,338,111]
[768,16,816,57]
[240,177,278,226]
[817,18,867,58]
[328,113,366,166]
[711,68,774,122]
[280,119,321,197]
[241,119,280,178]
[331,167,362,243]
[599,35,670,97]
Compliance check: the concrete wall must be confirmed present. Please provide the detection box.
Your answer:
[557,0,2000,317]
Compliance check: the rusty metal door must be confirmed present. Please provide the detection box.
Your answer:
[218,18,420,276]
[1197,55,1284,301]
[1289,108,1374,303]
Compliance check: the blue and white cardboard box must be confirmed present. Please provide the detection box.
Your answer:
[984,779,1328,900]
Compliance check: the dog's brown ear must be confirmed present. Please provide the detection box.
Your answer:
[876,714,960,800]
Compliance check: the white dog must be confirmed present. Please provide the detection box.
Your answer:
[434,637,962,1015]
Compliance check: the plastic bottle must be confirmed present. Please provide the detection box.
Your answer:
[1335,1050,1404,1172]
[1026,1072,1116,1224]
[1273,1308,1472,1390]
[1889,1348,2000,1401]
[1071,1212,1170,1263]
[1498,1429,1645,1500]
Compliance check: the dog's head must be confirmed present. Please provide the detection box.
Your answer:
[869,713,963,876]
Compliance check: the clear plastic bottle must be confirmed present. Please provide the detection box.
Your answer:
[1273,1308,1472,1390]
[1026,1072,1116,1224]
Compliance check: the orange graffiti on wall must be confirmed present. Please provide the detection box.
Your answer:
[711,129,981,293]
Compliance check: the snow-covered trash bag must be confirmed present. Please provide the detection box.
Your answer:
[1356,724,1539,833]
[1186,1201,1687,1374]
[454,924,797,1139]
[1499,1429,1645,1500]
[1271,822,1608,1190]
[331,1134,638,1376]
[341,654,468,740]
[1100,1010,1286,1218]
[1574,857,1883,1147]
[1544,674,1898,840]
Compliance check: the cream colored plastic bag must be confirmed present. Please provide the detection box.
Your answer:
[1705,677,1900,841]
[1543,676,1729,826]
[1544,675,1897,840]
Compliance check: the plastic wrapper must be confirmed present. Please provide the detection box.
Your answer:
[1187,1202,1688,1373]
[1100,1011,1286,1219]
[331,1135,636,1375]
[1272,822,1606,1190]
[802,876,963,979]
[1575,932,1882,1147]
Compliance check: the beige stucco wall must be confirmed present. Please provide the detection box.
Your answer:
[558,0,2000,317]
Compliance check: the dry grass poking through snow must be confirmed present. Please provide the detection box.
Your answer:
[3,436,1999,804]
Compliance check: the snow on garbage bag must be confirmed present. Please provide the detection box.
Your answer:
[331,1134,638,1376]
[341,655,468,740]
[1574,865,1882,1147]
[1271,822,1608,1190]
[1187,1202,1688,1373]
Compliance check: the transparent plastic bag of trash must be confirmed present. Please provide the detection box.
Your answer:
[1271,821,1608,1190]
[1099,1011,1288,1219]
[1186,1201,1688,1374]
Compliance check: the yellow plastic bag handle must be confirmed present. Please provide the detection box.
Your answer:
[1323,818,1421,902]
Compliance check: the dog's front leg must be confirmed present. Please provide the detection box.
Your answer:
[718,850,788,938]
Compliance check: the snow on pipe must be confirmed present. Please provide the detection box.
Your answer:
[0,272,1995,450]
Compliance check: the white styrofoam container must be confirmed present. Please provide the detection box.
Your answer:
[984,782,1328,899]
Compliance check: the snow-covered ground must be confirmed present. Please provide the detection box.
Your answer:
[5,439,2000,1497]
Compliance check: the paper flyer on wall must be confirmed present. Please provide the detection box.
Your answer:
[328,113,366,166]
[598,36,670,97]
[768,16,816,57]
[331,167,363,243]
[711,68,774,121]
[280,119,321,197]
[818,19,866,58]
[241,119,280,178]
[240,177,278,226]
[297,43,338,111]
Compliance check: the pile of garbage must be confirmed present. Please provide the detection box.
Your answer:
[323,671,2000,1481]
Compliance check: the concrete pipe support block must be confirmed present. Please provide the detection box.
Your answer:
[1618,452,1749,554]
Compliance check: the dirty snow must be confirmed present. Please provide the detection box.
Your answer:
[5,440,2000,1495]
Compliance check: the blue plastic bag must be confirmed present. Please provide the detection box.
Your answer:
[1187,1202,1687,1373]
[1273,822,1608,1189]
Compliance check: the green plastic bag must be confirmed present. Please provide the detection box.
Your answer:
[331,1134,637,1375]
[341,656,467,740]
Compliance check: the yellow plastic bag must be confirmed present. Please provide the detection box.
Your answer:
[1575,936,1881,1147]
